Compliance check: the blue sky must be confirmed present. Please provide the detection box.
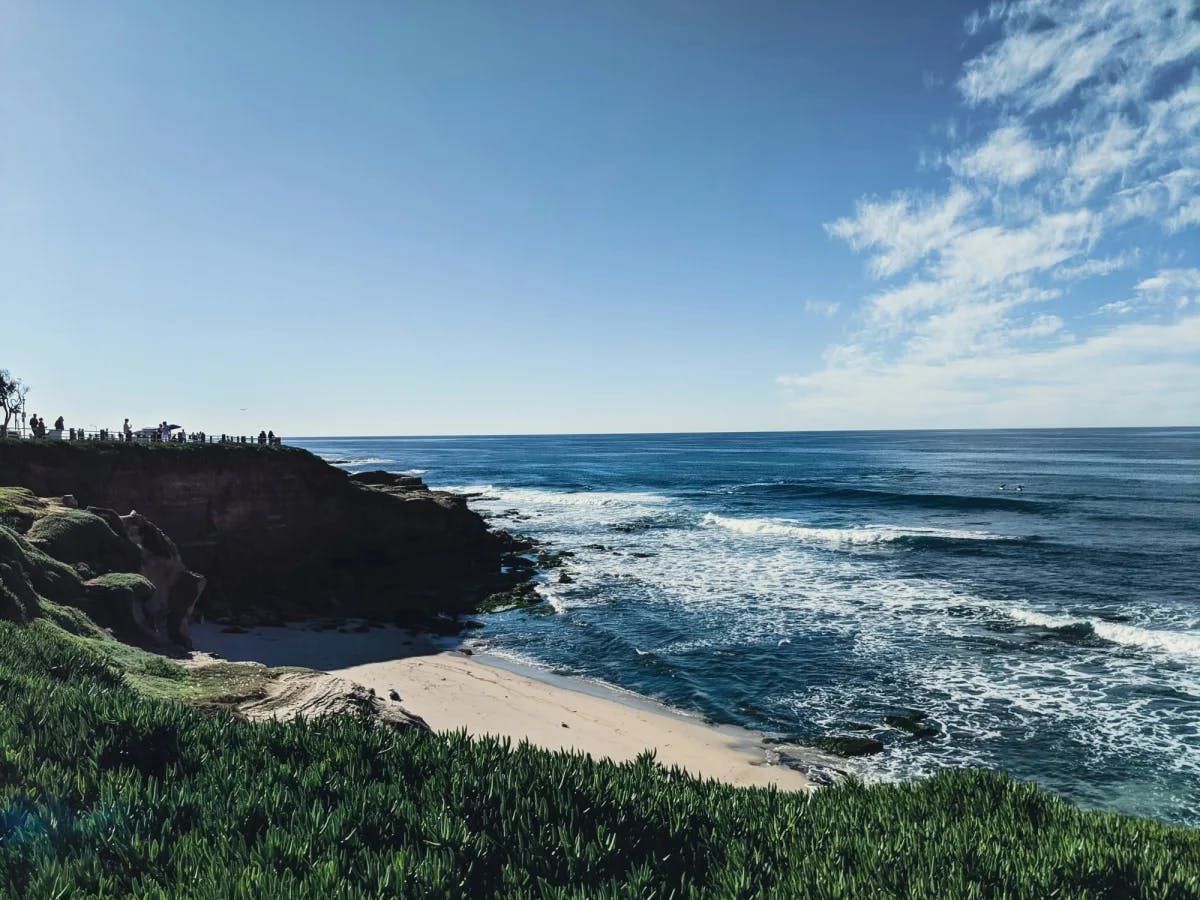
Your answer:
[1,0,1197,435]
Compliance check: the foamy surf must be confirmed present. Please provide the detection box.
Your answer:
[701,513,1011,546]
[321,456,394,467]
[486,487,671,507]
[1008,608,1200,659]
[289,430,1200,826]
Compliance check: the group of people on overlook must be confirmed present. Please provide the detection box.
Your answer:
[25,414,62,438]
[21,414,281,447]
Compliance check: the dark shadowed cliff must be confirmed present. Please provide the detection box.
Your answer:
[0,441,510,621]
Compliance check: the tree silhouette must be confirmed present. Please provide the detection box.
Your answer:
[0,369,29,438]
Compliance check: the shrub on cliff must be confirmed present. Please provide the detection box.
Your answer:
[26,508,142,577]
[0,622,1196,898]
[0,525,83,617]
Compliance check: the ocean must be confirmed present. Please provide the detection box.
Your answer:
[292,429,1199,826]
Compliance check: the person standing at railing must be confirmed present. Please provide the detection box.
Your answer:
[54,415,64,431]
[123,418,132,442]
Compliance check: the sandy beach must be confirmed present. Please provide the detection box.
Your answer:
[190,621,811,791]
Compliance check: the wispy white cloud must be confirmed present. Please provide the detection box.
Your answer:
[1053,248,1140,281]
[951,123,1051,184]
[1166,196,1200,232]
[803,299,840,317]
[778,316,1200,427]
[1097,267,1200,315]
[824,187,974,278]
[784,0,1200,427]
[1134,267,1200,304]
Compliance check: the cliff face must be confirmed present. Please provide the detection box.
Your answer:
[0,442,508,621]
[0,488,204,645]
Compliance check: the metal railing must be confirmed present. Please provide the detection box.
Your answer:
[5,428,283,446]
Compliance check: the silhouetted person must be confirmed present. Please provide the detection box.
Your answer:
[267,430,275,445]
[258,430,267,445]
[123,418,132,442]
[54,415,64,431]
[37,416,46,438]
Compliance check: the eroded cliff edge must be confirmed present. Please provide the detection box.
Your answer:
[0,441,510,623]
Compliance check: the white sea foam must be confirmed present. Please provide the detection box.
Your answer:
[701,513,1009,545]
[436,470,1198,818]
[322,456,394,467]
[534,583,567,613]
[490,487,670,507]
[443,485,673,532]
[1009,608,1200,659]
[443,484,669,504]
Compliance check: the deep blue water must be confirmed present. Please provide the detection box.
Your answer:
[292,430,1199,825]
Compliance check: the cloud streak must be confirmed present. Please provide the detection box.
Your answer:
[783,0,1200,427]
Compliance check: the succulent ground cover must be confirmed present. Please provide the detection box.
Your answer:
[0,620,1197,899]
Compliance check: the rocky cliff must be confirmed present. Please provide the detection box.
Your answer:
[0,442,511,623]
[0,488,204,645]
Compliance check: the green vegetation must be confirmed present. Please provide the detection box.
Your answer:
[0,525,83,618]
[36,603,297,706]
[0,479,1196,896]
[476,581,545,613]
[0,623,1197,898]
[0,487,46,532]
[27,509,142,576]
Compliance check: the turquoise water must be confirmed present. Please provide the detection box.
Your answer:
[293,429,1199,825]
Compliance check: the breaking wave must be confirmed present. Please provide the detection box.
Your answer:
[702,513,1015,546]
[732,482,1049,512]
[321,456,394,467]
[1008,608,1200,659]
[445,485,670,507]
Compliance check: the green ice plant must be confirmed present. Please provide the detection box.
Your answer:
[0,621,1197,898]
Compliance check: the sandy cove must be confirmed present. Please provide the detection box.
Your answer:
[190,621,812,792]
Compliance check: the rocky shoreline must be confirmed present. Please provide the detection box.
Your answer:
[0,442,834,785]
[0,442,529,627]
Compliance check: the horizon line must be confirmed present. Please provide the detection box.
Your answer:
[281,424,1198,440]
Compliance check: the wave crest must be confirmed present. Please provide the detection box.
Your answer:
[321,456,394,467]
[446,486,670,508]
[1008,609,1200,659]
[734,482,1047,512]
[702,513,1012,546]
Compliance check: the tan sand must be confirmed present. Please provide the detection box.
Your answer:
[190,621,811,791]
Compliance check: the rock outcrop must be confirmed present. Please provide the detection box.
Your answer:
[181,655,429,730]
[0,443,512,622]
[0,488,204,646]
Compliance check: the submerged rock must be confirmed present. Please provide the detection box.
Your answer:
[348,470,428,490]
[816,735,885,757]
[534,549,574,568]
[883,710,940,738]
[477,581,543,613]
[777,754,852,785]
